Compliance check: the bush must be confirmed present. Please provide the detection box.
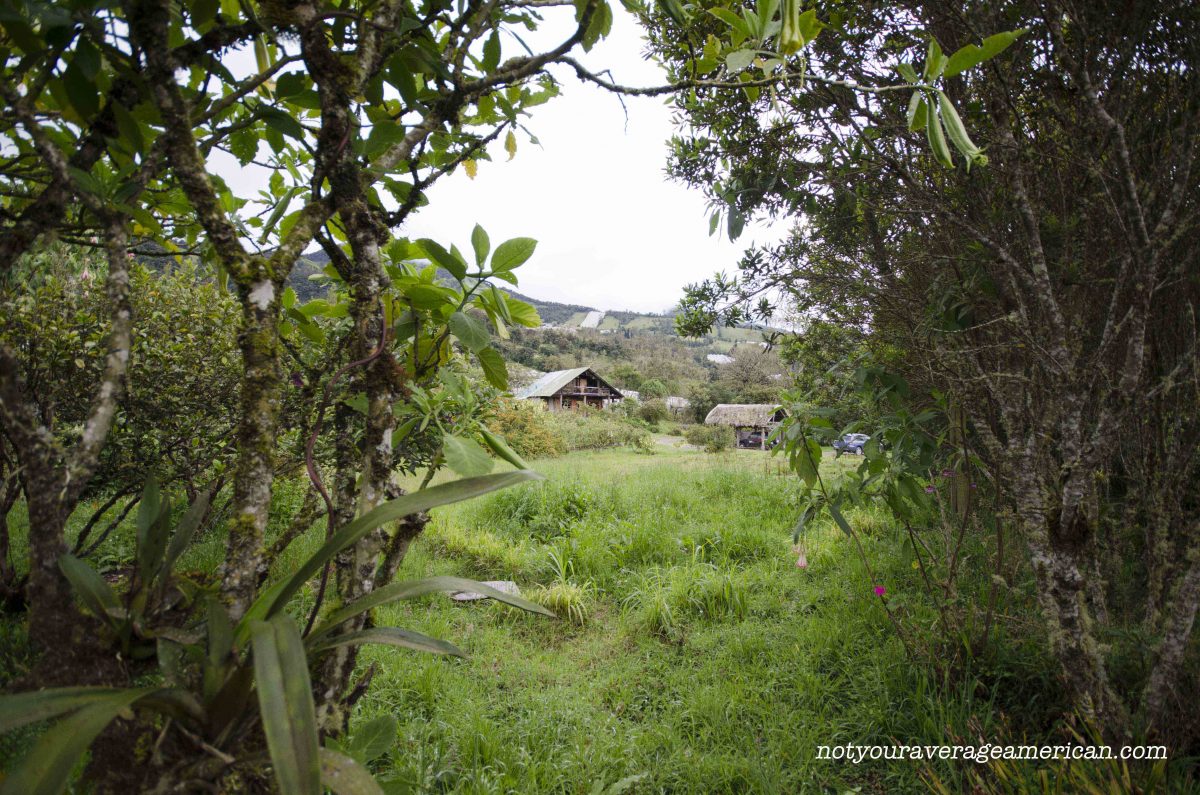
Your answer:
[545,407,651,451]
[684,424,734,452]
[638,398,669,424]
[489,397,566,459]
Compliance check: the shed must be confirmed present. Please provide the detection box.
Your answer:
[704,404,786,449]
[515,367,623,411]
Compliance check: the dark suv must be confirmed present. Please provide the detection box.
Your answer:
[832,432,870,455]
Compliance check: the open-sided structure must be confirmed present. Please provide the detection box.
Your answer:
[704,404,786,449]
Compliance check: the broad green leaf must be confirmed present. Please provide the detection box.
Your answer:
[895,62,918,84]
[476,347,508,389]
[416,239,467,281]
[906,92,928,132]
[922,37,948,81]
[0,687,157,795]
[470,224,490,266]
[347,715,399,763]
[708,7,750,37]
[58,554,120,626]
[503,295,541,327]
[310,626,466,657]
[490,237,537,272]
[442,434,494,477]
[264,471,542,617]
[944,29,1027,78]
[448,311,489,352]
[724,48,757,73]
[481,31,501,72]
[251,616,320,795]
[479,426,528,469]
[0,687,129,734]
[318,748,386,795]
[308,575,554,643]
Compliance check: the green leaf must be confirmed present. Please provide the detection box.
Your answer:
[347,715,399,763]
[503,295,540,328]
[58,554,120,626]
[448,311,489,352]
[260,108,306,141]
[490,237,537,272]
[827,502,855,540]
[708,7,750,37]
[724,48,757,73]
[135,478,170,589]
[442,434,494,477]
[944,29,1027,78]
[160,484,215,583]
[479,426,528,469]
[470,224,490,266]
[906,92,928,132]
[0,687,157,795]
[63,63,99,119]
[416,238,467,281]
[895,62,919,84]
[251,616,321,795]
[262,471,543,618]
[922,37,948,81]
[318,748,386,795]
[0,687,130,734]
[310,626,466,658]
[308,575,555,643]
[476,347,508,389]
[481,31,501,72]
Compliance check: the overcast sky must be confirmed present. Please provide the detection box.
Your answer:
[211,10,783,313]
[406,11,782,314]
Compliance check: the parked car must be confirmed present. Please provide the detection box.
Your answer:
[832,432,871,455]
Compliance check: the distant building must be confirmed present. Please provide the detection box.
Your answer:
[664,396,690,416]
[515,367,623,411]
[704,404,786,449]
[706,353,734,365]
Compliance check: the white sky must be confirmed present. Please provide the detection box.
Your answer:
[402,10,781,314]
[211,10,782,313]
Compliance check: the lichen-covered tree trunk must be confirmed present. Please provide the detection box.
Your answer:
[222,279,286,620]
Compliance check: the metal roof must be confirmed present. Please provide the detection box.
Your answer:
[515,367,626,399]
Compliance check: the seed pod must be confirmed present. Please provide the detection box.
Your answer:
[926,94,954,167]
[937,90,987,167]
[778,0,803,54]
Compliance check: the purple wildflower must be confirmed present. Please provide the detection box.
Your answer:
[924,485,936,494]
[874,585,886,597]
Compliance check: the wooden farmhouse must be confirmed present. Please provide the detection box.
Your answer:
[704,404,787,449]
[516,367,624,411]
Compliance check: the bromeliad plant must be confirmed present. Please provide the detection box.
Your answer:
[0,471,553,794]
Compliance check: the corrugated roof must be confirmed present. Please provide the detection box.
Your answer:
[515,367,590,399]
[704,404,784,427]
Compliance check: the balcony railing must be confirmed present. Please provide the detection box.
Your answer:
[560,386,613,396]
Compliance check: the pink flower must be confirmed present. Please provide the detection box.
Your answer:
[924,485,936,494]
[941,469,954,477]
[874,585,886,596]
[795,551,808,569]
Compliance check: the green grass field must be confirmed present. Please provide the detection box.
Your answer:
[9,446,1178,793]
[259,447,1041,793]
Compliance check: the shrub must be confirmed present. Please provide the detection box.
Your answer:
[489,397,566,459]
[545,407,650,451]
[685,424,734,452]
[638,399,669,423]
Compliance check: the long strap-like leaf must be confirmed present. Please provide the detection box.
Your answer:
[250,615,321,795]
[309,626,465,657]
[0,687,157,795]
[307,575,554,644]
[259,470,542,619]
